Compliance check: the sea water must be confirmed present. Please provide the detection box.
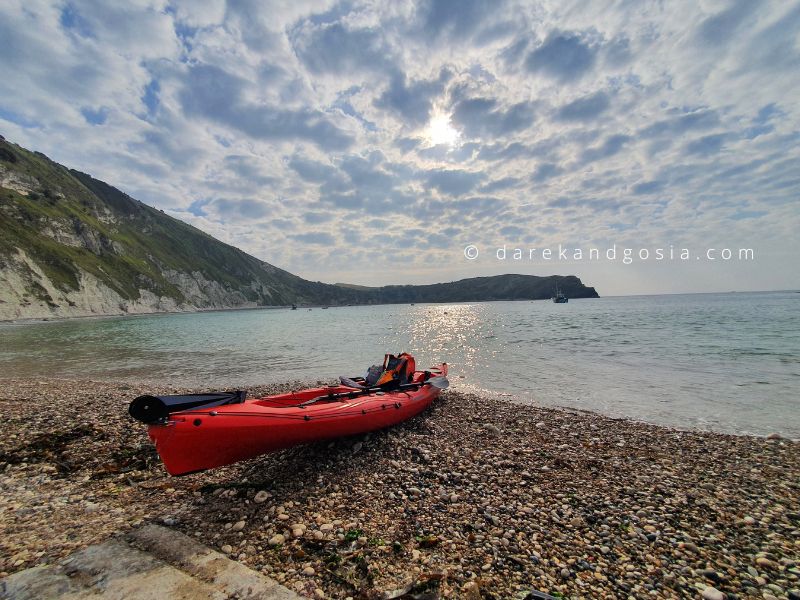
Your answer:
[1,291,798,437]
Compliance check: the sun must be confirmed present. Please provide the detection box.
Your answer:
[426,113,461,147]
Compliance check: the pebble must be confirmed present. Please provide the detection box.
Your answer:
[253,491,270,503]
[231,520,245,532]
[757,557,777,569]
[302,566,315,576]
[268,534,285,546]
[220,544,233,554]
[702,587,725,600]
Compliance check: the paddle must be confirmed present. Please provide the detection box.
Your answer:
[299,376,449,408]
[129,390,246,423]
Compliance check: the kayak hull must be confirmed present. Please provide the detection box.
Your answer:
[147,364,447,475]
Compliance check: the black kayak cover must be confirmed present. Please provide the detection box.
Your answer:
[129,390,246,423]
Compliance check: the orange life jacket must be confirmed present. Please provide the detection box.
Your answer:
[376,352,416,387]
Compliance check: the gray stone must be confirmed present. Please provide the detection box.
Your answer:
[0,525,301,599]
[701,587,725,600]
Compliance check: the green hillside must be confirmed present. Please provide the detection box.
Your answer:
[337,274,598,303]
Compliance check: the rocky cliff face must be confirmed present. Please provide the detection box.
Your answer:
[0,248,255,320]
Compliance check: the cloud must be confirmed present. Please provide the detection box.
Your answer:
[632,180,665,195]
[557,91,610,121]
[394,137,421,153]
[525,32,597,82]
[373,68,452,125]
[697,0,756,46]
[417,0,503,40]
[302,212,335,224]
[425,169,485,196]
[340,153,396,189]
[686,133,729,155]
[640,109,720,138]
[288,155,341,184]
[180,64,354,151]
[451,96,535,139]
[291,22,393,75]
[739,3,800,72]
[476,142,530,162]
[223,155,276,186]
[479,176,520,193]
[532,162,563,182]
[290,232,337,245]
[207,198,273,220]
[580,134,631,163]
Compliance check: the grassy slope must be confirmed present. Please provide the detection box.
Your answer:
[0,139,367,306]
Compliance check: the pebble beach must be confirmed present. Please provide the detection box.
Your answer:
[1,378,798,600]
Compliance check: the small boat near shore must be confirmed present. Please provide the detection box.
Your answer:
[129,356,448,475]
[552,283,568,303]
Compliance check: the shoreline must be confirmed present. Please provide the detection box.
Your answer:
[4,289,797,324]
[0,297,604,325]
[1,377,798,599]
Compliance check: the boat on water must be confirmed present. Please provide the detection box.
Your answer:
[552,283,568,303]
[129,354,448,475]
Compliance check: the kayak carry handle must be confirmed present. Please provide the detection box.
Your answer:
[129,390,246,424]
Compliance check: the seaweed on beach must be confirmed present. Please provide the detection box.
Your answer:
[93,442,161,478]
[0,423,100,474]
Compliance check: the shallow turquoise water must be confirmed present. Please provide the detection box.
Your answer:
[1,292,798,437]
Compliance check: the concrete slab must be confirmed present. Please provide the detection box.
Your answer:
[1,526,302,600]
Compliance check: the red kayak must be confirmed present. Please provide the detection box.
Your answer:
[130,357,447,475]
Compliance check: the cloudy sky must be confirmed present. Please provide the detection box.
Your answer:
[1,0,798,295]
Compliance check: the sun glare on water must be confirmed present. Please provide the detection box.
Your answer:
[426,113,460,147]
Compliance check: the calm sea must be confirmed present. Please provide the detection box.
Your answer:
[1,292,798,437]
